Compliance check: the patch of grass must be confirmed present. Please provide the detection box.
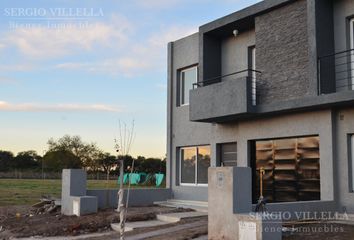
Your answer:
[0,179,161,206]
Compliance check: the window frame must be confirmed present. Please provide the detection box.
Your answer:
[179,145,210,187]
[349,134,354,193]
[217,142,237,167]
[178,66,198,107]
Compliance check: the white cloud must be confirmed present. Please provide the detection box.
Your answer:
[0,77,16,84]
[0,101,120,112]
[54,25,197,76]
[148,25,197,47]
[2,15,132,59]
[0,64,34,72]
[132,0,181,9]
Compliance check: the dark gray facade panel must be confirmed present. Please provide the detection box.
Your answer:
[199,0,294,33]
[315,0,336,94]
[189,77,252,122]
[255,0,311,104]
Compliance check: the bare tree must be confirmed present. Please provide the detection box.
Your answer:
[114,120,135,240]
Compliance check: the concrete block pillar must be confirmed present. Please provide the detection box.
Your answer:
[61,169,87,215]
[208,167,281,240]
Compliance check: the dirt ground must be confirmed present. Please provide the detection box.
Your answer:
[283,221,354,240]
[0,205,188,239]
[2,205,354,240]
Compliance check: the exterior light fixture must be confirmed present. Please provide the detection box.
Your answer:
[233,29,239,37]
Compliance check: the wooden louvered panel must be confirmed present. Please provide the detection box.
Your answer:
[298,136,319,149]
[274,139,297,150]
[274,149,297,159]
[298,148,320,159]
[256,140,273,150]
[253,136,320,203]
[256,150,273,161]
[274,172,297,181]
[274,191,298,202]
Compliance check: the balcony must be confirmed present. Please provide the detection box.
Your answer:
[189,70,259,122]
[318,49,354,94]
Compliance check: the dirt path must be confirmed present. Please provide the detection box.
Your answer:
[0,205,188,240]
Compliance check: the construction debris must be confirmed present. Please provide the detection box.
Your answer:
[31,196,61,215]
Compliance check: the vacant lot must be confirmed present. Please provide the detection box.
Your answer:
[0,179,156,206]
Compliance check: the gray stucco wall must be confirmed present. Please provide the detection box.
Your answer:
[255,0,311,104]
[168,33,212,201]
[333,0,354,52]
[221,29,255,79]
[334,108,354,212]
[87,188,171,208]
[333,0,354,92]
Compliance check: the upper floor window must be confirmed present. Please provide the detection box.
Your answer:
[178,66,197,106]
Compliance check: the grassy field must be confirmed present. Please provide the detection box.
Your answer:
[0,179,156,206]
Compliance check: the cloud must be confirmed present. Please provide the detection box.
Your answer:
[0,64,34,72]
[1,15,132,59]
[132,0,181,9]
[54,25,197,76]
[0,101,120,112]
[0,77,16,84]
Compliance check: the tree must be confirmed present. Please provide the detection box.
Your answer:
[47,135,100,168]
[43,150,82,171]
[97,153,117,181]
[12,151,40,170]
[135,156,165,173]
[0,151,14,172]
[117,155,134,172]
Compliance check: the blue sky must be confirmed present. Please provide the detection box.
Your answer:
[0,0,260,157]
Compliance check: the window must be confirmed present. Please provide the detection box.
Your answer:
[350,19,354,90]
[218,142,237,166]
[251,136,320,203]
[178,66,197,106]
[350,134,354,192]
[180,145,210,185]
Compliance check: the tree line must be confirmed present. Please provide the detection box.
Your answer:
[0,135,166,179]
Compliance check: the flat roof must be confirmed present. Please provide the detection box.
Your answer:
[199,0,294,33]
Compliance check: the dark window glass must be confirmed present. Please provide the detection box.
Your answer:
[180,145,210,185]
[179,67,197,106]
[197,146,211,184]
[180,148,196,184]
[351,135,354,192]
[220,143,237,166]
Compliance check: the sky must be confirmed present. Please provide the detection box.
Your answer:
[0,0,260,158]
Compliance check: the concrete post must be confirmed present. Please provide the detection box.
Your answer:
[208,167,282,240]
[61,169,98,216]
[61,169,87,215]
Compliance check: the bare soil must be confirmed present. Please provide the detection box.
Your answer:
[0,205,187,240]
[2,205,354,240]
[283,222,354,240]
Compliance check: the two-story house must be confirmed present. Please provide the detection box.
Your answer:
[166,0,354,214]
